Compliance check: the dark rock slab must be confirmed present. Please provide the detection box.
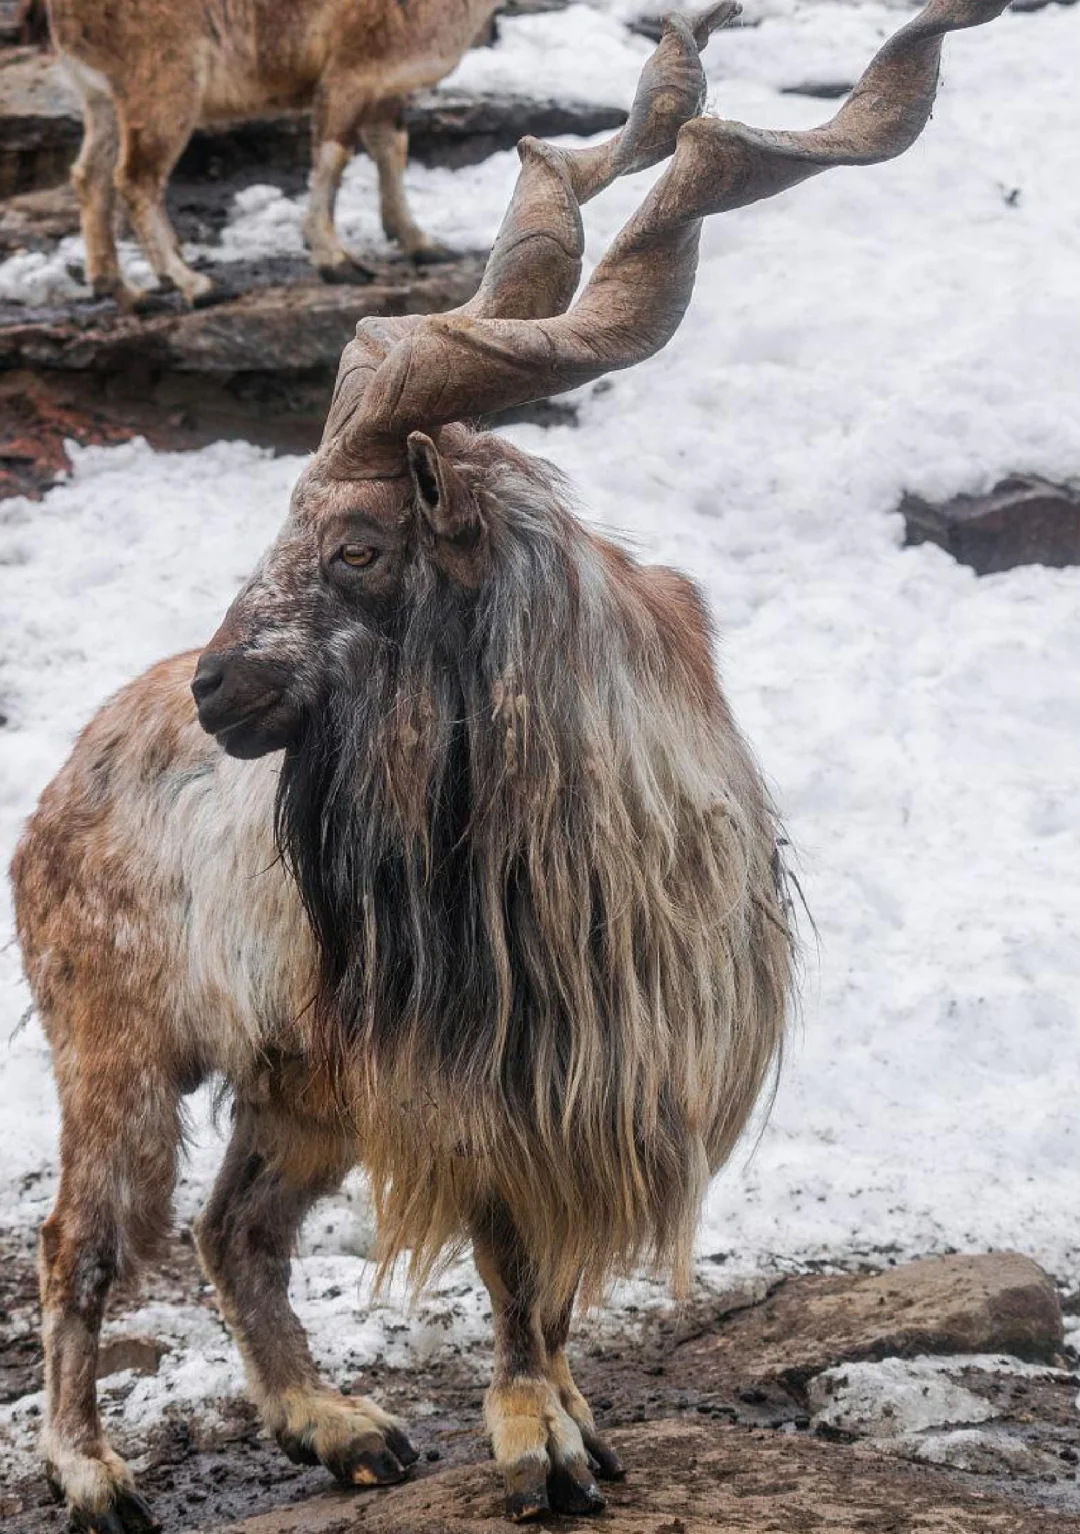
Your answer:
[902,475,1080,574]
[1009,0,1078,13]
[680,1253,1065,1396]
[0,257,578,499]
[406,89,624,171]
[780,80,854,99]
[0,257,486,374]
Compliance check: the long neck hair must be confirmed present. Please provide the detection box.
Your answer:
[276,434,793,1310]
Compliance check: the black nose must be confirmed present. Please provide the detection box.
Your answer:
[191,652,226,707]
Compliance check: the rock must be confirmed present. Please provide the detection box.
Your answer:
[0,369,135,498]
[1009,0,1079,13]
[404,90,624,172]
[0,258,487,375]
[96,1334,168,1379]
[0,267,579,502]
[204,1417,1080,1534]
[780,80,855,99]
[681,1253,1064,1393]
[902,474,1080,574]
[807,1352,1080,1485]
[912,1425,1068,1477]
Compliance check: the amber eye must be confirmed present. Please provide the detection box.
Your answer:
[339,544,379,569]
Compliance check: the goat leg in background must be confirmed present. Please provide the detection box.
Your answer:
[362,103,457,266]
[321,0,740,463]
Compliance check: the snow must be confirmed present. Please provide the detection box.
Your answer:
[809,1357,998,1437]
[2,0,1080,1480]
[807,1355,1077,1474]
[808,1352,1074,1437]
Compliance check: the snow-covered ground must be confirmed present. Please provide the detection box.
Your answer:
[2,0,1079,1482]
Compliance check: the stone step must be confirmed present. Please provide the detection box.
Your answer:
[0,257,579,499]
[0,256,488,374]
[903,476,1080,574]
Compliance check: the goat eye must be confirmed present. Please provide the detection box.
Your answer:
[339,544,379,569]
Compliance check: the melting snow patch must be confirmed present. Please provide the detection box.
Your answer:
[912,1427,1063,1476]
[808,1355,1077,1475]
[809,1357,998,1437]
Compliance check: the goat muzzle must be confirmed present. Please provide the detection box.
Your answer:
[192,648,300,759]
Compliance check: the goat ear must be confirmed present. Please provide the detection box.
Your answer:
[407,430,482,546]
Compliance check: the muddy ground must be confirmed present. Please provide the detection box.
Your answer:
[3,1220,1080,1534]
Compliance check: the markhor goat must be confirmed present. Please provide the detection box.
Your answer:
[46,0,501,306]
[13,1,1007,1527]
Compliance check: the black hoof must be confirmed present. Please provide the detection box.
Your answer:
[506,1484,550,1522]
[549,1463,606,1515]
[70,1489,161,1534]
[190,280,239,310]
[324,1433,413,1488]
[317,259,377,286]
[125,290,178,317]
[583,1426,626,1480]
[385,1423,420,1468]
[276,1430,321,1467]
[407,243,457,268]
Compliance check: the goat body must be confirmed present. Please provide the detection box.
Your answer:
[47,0,498,304]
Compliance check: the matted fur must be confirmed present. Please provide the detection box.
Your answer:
[275,436,793,1312]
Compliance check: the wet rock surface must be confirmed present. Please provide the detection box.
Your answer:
[0,38,606,492]
[0,257,488,374]
[684,1253,1065,1389]
[212,1419,1080,1534]
[902,475,1080,574]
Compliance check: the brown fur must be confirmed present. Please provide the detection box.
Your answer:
[46,0,499,304]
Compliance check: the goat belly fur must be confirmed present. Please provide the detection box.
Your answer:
[274,447,795,1310]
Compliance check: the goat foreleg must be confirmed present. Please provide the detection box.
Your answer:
[194,1100,418,1489]
[473,1203,619,1521]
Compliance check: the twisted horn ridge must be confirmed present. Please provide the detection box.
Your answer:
[328,0,1007,474]
[321,1,736,467]
[460,0,740,324]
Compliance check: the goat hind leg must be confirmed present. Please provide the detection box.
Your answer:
[40,1057,182,1533]
[195,1103,417,1488]
[114,85,214,307]
[474,1205,605,1521]
[305,78,376,283]
[361,108,453,265]
[64,69,127,303]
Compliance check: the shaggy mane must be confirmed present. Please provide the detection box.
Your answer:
[276,434,793,1311]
